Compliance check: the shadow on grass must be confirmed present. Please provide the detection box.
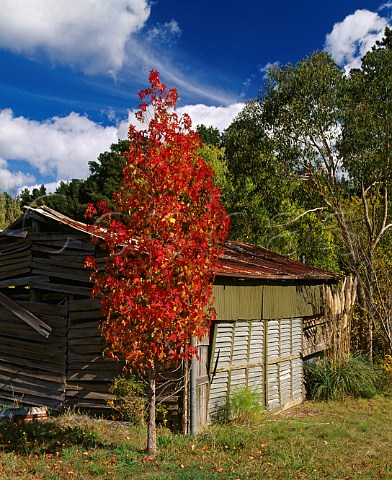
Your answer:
[0,419,110,455]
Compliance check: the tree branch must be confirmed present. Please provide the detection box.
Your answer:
[270,207,325,227]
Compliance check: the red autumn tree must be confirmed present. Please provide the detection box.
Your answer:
[85,71,229,454]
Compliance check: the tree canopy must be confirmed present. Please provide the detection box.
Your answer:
[257,28,392,359]
[85,71,229,453]
[0,192,22,231]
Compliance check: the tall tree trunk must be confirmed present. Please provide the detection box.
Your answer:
[147,369,157,455]
[356,274,373,363]
[364,263,374,364]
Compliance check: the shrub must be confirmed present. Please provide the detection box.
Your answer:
[213,387,264,424]
[305,355,384,401]
[107,375,147,424]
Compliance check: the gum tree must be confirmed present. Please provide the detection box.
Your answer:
[260,29,392,359]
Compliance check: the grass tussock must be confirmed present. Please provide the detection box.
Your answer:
[305,355,385,401]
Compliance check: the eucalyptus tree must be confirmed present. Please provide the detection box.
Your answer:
[260,29,392,359]
[339,27,392,356]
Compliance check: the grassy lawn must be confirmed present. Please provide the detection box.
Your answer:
[1,394,392,479]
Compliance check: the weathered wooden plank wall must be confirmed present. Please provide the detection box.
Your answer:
[65,298,123,411]
[0,299,67,410]
[1,210,339,432]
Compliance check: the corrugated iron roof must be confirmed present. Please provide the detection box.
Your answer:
[22,206,338,282]
[218,241,337,281]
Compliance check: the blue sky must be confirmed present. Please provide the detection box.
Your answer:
[0,0,391,194]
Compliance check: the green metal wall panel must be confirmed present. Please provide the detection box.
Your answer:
[262,284,322,319]
[213,285,263,320]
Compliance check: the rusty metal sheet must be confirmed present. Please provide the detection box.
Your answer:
[217,241,338,281]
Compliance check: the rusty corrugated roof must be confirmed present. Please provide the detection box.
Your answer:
[22,206,338,282]
[218,241,337,281]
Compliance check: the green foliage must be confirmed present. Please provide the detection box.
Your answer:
[83,139,129,207]
[340,27,392,189]
[228,387,264,422]
[198,144,230,193]
[305,355,384,401]
[221,100,295,247]
[378,354,392,385]
[0,192,22,230]
[220,96,344,271]
[196,124,221,146]
[107,375,147,424]
[214,387,264,424]
[261,51,345,177]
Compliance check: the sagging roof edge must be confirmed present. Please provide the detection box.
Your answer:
[3,205,340,283]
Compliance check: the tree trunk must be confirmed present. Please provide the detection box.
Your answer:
[181,359,189,434]
[147,369,157,455]
[356,274,373,363]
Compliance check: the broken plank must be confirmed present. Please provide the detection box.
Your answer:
[18,300,67,316]
[0,354,65,375]
[0,265,31,281]
[31,264,91,283]
[0,291,51,338]
[68,298,101,311]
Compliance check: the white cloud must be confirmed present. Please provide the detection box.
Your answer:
[324,9,389,72]
[118,103,244,138]
[0,109,118,181]
[0,1,236,106]
[146,19,181,45]
[0,102,243,192]
[0,158,35,192]
[259,61,280,79]
[0,0,151,74]
[17,181,62,195]
[176,103,244,132]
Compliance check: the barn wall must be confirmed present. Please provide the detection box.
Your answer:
[205,282,314,424]
[65,298,123,412]
[262,285,322,319]
[213,285,263,320]
[265,317,303,410]
[0,298,67,410]
[208,319,264,421]
[1,213,333,429]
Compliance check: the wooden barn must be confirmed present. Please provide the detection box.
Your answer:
[0,206,350,430]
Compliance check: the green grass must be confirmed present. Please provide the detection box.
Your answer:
[1,395,392,479]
